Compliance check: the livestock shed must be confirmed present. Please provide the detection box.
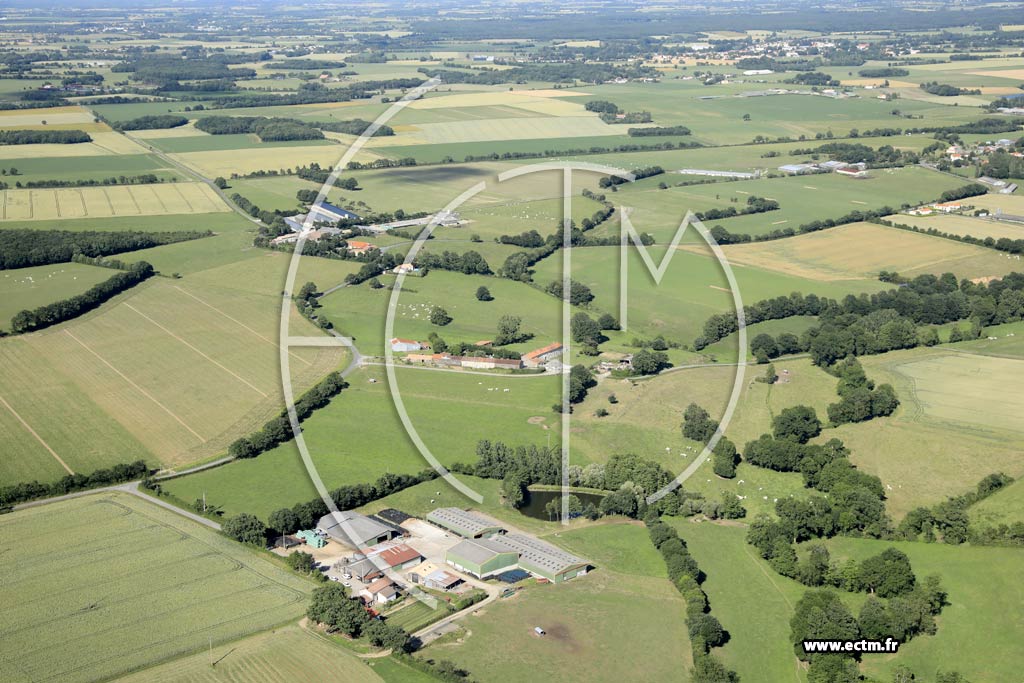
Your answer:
[427,508,506,539]
[317,511,404,548]
[497,533,590,583]
[446,538,519,579]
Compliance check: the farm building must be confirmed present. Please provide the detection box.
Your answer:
[423,569,463,590]
[360,578,398,604]
[373,543,424,570]
[522,342,564,368]
[497,533,590,583]
[317,511,404,548]
[309,201,360,223]
[445,538,520,579]
[343,557,383,583]
[777,163,819,175]
[427,508,507,538]
[459,357,523,370]
[390,338,427,353]
[346,240,377,256]
[296,529,327,548]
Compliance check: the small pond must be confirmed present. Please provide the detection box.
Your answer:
[518,489,605,520]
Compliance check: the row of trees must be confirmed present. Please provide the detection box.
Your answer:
[695,195,779,222]
[11,261,154,333]
[628,125,691,137]
[645,518,739,683]
[9,173,164,189]
[0,228,209,270]
[227,371,347,459]
[112,114,188,131]
[0,460,149,508]
[879,216,1024,257]
[415,249,492,276]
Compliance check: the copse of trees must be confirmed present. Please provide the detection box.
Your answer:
[0,460,150,508]
[113,114,188,131]
[920,81,981,96]
[0,129,91,144]
[0,228,209,270]
[598,165,663,187]
[695,195,779,221]
[11,262,154,333]
[194,115,324,141]
[546,279,594,305]
[858,67,909,77]
[416,250,491,276]
[628,125,691,137]
[826,357,900,425]
[898,472,1016,545]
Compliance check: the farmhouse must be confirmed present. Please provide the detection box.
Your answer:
[390,338,427,352]
[522,342,564,368]
[934,201,963,213]
[360,577,399,604]
[346,240,377,256]
[445,538,520,579]
[427,507,507,538]
[316,511,404,548]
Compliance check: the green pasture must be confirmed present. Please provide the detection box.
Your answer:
[0,262,116,331]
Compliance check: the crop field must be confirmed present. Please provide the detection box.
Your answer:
[604,166,966,242]
[890,212,1024,241]
[829,348,1024,518]
[0,153,183,185]
[149,133,340,154]
[0,262,116,330]
[169,143,378,178]
[0,253,353,484]
[0,493,311,683]
[427,523,694,683]
[113,624,380,683]
[160,365,560,519]
[0,182,228,220]
[319,269,563,357]
[716,222,1015,282]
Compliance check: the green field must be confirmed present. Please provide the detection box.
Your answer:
[113,624,380,683]
[0,182,229,221]
[0,493,312,683]
[0,262,116,331]
[320,269,563,357]
[0,250,353,484]
[160,366,560,519]
[426,521,694,683]
[833,348,1024,519]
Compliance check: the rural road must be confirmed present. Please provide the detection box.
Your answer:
[412,578,500,645]
[12,481,222,530]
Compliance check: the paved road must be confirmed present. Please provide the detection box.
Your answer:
[413,577,500,645]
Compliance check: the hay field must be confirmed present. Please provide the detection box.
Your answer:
[0,258,348,482]
[890,213,1024,241]
[369,115,624,146]
[169,144,378,177]
[714,222,1015,281]
[831,348,1024,518]
[112,624,378,683]
[0,182,229,221]
[0,493,311,683]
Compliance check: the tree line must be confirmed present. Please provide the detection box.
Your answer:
[11,261,154,333]
[6,173,165,189]
[0,228,210,270]
[0,460,150,508]
[0,129,91,144]
[112,114,188,131]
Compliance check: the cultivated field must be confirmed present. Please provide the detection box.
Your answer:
[0,493,311,683]
[0,182,229,220]
[112,624,379,683]
[716,222,1016,282]
[0,254,352,484]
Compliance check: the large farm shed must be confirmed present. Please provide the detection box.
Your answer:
[498,533,590,583]
[427,507,506,538]
[446,538,520,579]
[317,511,404,548]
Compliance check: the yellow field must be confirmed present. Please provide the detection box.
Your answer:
[0,182,229,220]
[714,222,1016,281]
[972,193,1024,215]
[0,105,94,127]
[171,145,355,177]
[368,115,626,146]
[890,212,1024,241]
[968,68,1024,80]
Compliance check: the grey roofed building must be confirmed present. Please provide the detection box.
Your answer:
[427,507,507,538]
[317,510,403,548]
[495,533,590,583]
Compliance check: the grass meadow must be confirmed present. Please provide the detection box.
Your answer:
[426,520,694,683]
[0,493,312,683]
[0,262,116,330]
